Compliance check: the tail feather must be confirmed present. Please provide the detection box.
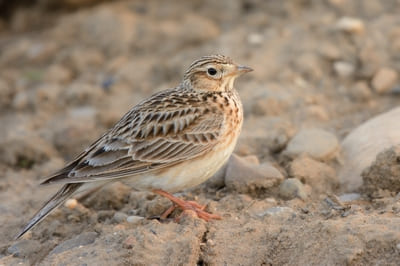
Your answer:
[15,183,82,239]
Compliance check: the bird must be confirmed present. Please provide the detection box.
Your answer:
[15,54,252,239]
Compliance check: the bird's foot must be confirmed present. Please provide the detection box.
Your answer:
[153,189,222,222]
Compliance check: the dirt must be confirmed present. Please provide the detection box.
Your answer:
[1,0,400,265]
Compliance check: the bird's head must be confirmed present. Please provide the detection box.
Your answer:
[182,55,253,92]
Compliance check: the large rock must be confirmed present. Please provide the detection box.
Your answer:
[339,107,400,191]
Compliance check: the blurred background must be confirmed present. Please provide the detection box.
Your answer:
[1,0,400,265]
[0,0,399,159]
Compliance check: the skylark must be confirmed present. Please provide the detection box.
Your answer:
[16,55,252,239]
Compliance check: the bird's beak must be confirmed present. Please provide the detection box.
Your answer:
[236,65,253,75]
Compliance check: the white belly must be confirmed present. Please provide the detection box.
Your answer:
[122,139,237,193]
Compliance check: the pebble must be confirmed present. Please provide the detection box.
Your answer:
[0,78,13,109]
[339,193,361,202]
[225,154,284,194]
[257,206,296,219]
[318,42,341,60]
[306,105,330,121]
[333,61,355,78]
[284,128,339,160]
[339,107,400,191]
[65,199,78,209]
[279,178,307,200]
[62,82,105,105]
[126,215,144,224]
[371,67,398,94]
[45,64,72,84]
[239,116,294,155]
[35,83,63,107]
[335,17,365,34]
[12,90,30,110]
[205,164,227,188]
[247,33,264,45]
[50,232,98,255]
[350,81,372,102]
[8,239,41,258]
[206,155,258,189]
[113,211,128,223]
[289,156,338,194]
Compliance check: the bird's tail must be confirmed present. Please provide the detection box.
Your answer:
[15,183,82,239]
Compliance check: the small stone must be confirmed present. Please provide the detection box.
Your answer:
[318,43,341,60]
[294,52,324,81]
[239,116,294,155]
[265,198,277,204]
[350,81,372,102]
[247,33,263,45]
[65,199,78,209]
[371,67,398,94]
[126,215,144,224]
[207,155,258,189]
[247,200,276,217]
[338,193,361,202]
[62,82,105,105]
[205,155,258,189]
[0,78,14,109]
[397,243,400,250]
[12,90,30,110]
[335,17,365,34]
[257,206,295,219]
[333,61,355,78]
[204,164,227,189]
[50,232,98,254]
[279,178,307,200]
[289,156,338,194]
[306,105,330,121]
[8,239,41,258]
[113,212,128,223]
[35,83,63,108]
[225,154,284,195]
[123,236,136,249]
[45,64,72,84]
[284,128,339,160]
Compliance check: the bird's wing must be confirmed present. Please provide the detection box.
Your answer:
[42,91,224,184]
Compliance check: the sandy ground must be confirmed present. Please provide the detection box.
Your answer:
[1,0,400,265]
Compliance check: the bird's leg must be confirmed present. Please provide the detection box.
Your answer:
[152,189,222,221]
[159,204,176,220]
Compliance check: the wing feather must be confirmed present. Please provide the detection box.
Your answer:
[42,90,224,185]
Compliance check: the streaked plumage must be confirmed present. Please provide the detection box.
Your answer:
[16,55,252,239]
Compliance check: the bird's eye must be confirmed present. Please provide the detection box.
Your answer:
[207,68,217,76]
